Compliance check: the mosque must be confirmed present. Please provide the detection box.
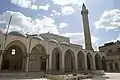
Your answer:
[0,4,106,74]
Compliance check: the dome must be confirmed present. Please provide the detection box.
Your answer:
[48,39,59,45]
[32,36,44,41]
[8,31,26,37]
[60,42,69,46]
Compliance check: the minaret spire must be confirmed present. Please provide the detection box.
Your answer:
[81,3,93,50]
[82,3,86,9]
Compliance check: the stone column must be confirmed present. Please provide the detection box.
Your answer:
[92,55,96,70]
[61,52,65,74]
[75,54,78,72]
[46,55,49,73]
[113,61,116,72]
[106,61,109,71]
[48,53,52,73]
[0,50,3,70]
[25,53,30,72]
[84,53,87,71]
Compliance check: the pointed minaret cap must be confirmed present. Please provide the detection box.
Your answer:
[82,3,86,10]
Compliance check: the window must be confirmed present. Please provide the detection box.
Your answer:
[108,49,112,52]
[117,48,120,52]
[11,49,15,55]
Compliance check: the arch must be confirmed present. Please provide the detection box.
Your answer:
[109,62,113,72]
[95,54,102,70]
[77,51,85,71]
[48,39,59,45]
[102,56,106,71]
[52,47,62,72]
[60,42,69,46]
[2,40,27,71]
[64,49,75,72]
[87,53,93,70]
[30,44,47,72]
[115,62,119,71]
[32,36,44,41]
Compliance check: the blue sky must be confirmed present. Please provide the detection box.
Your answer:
[0,0,120,50]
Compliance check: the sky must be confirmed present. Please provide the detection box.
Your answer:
[0,0,120,51]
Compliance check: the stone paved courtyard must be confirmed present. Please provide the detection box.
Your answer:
[82,73,120,80]
[0,73,120,80]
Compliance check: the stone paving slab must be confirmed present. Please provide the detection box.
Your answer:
[0,73,120,80]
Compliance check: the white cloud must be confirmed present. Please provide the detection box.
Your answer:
[62,32,99,50]
[61,6,75,15]
[51,10,61,17]
[0,11,59,34]
[31,5,38,10]
[11,0,35,8]
[38,4,50,11]
[10,0,50,11]
[95,9,120,30]
[0,10,99,50]
[52,0,85,6]
[50,14,54,17]
[59,22,68,28]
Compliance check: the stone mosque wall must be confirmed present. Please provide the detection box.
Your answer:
[0,32,105,74]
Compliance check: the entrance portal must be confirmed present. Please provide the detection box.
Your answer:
[87,53,93,70]
[30,44,47,72]
[77,51,85,71]
[95,54,102,70]
[52,48,62,72]
[2,45,23,71]
[64,49,75,73]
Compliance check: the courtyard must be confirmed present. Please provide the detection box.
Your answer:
[0,73,120,80]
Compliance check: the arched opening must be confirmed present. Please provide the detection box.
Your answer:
[115,62,119,71]
[77,51,85,71]
[102,56,106,71]
[2,40,27,72]
[95,54,102,70]
[52,48,62,72]
[87,53,93,70]
[64,49,75,73]
[109,63,113,72]
[30,44,47,72]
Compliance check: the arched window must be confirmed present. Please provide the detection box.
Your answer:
[11,49,16,55]
[109,63,113,71]
[115,62,119,71]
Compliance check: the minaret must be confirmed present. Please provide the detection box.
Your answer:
[81,3,93,50]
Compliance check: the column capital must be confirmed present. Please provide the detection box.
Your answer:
[0,50,5,55]
[23,53,30,58]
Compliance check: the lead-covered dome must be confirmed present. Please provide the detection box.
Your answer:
[8,31,26,37]
[32,36,44,41]
[48,39,59,45]
[60,42,69,46]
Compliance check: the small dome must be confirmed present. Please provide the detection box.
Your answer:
[8,31,26,37]
[60,42,69,46]
[32,36,44,41]
[49,39,59,45]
